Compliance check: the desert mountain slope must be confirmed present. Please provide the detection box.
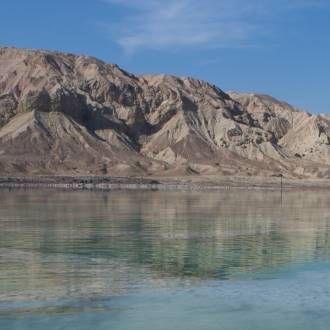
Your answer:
[0,47,329,178]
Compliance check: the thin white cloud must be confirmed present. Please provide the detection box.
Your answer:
[101,0,329,53]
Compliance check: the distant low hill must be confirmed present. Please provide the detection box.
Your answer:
[0,47,329,178]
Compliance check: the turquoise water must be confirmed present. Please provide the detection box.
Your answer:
[0,189,330,329]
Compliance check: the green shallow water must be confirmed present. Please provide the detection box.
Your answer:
[0,189,330,329]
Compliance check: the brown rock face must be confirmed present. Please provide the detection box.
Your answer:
[0,47,329,178]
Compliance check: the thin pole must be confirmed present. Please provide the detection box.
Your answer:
[280,174,283,202]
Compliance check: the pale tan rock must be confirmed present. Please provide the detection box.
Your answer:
[0,47,329,178]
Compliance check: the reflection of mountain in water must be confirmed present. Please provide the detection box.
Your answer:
[1,190,330,301]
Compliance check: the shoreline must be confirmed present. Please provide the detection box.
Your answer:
[0,176,329,191]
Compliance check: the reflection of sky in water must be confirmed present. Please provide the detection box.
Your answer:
[0,189,330,329]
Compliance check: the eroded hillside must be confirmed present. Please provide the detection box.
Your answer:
[0,47,329,178]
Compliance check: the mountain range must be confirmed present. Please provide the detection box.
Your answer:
[0,47,329,178]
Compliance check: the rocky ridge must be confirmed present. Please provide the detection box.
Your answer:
[0,47,329,178]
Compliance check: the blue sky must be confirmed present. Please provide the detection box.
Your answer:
[1,0,330,113]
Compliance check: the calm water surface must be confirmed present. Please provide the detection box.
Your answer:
[0,189,330,329]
